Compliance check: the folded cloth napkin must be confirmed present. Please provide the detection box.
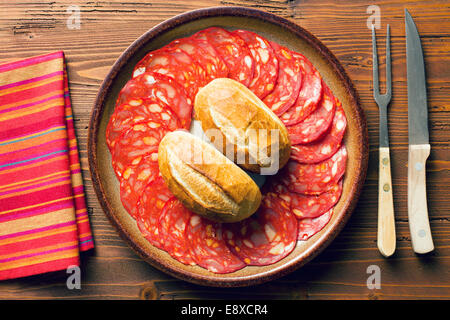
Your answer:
[0,51,94,280]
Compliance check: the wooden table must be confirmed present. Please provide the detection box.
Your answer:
[0,0,449,300]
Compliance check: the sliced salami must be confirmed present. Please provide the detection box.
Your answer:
[290,181,342,219]
[286,84,336,145]
[119,157,160,218]
[186,215,245,273]
[223,193,297,266]
[132,46,206,101]
[263,43,303,115]
[232,30,278,99]
[106,97,180,151]
[111,121,169,178]
[267,180,294,206]
[291,98,347,163]
[167,36,228,82]
[136,177,173,249]
[117,72,192,129]
[282,145,347,195]
[298,208,333,241]
[194,27,254,87]
[158,198,196,265]
[280,53,323,126]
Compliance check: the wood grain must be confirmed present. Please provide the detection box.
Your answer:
[0,0,449,299]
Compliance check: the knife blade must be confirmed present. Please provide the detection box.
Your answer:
[405,8,434,254]
[406,9,429,145]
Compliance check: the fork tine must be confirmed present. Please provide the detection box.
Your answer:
[372,25,380,98]
[385,24,392,100]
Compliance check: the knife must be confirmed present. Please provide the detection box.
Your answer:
[405,9,434,254]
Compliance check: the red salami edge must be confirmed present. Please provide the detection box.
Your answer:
[283,145,348,195]
[186,215,245,273]
[223,193,298,266]
[263,43,303,115]
[290,98,347,163]
[298,208,333,241]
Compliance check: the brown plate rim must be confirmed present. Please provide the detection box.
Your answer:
[87,6,369,287]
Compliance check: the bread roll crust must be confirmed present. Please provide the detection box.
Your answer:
[194,78,291,174]
[158,130,262,222]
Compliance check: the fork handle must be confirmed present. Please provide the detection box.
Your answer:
[377,147,396,257]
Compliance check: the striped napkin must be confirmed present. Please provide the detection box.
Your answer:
[0,51,94,280]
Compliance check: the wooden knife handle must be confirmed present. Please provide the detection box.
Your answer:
[378,147,396,257]
[408,144,434,254]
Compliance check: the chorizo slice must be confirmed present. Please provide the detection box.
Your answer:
[136,177,173,249]
[298,208,333,241]
[291,98,347,163]
[194,27,254,87]
[286,83,336,145]
[106,97,180,151]
[232,30,279,99]
[263,43,303,116]
[281,145,347,195]
[119,156,160,218]
[280,53,323,126]
[186,215,245,274]
[290,181,342,219]
[111,121,168,179]
[132,46,206,101]
[117,72,192,129]
[167,36,228,82]
[223,192,297,266]
[159,198,196,265]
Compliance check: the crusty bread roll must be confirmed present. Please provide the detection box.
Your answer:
[194,78,291,174]
[158,130,262,223]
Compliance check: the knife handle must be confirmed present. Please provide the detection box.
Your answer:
[378,147,396,257]
[408,144,434,254]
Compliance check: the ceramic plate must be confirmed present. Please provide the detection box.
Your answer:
[88,6,368,287]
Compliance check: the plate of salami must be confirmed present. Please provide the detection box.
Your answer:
[88,6,368,287]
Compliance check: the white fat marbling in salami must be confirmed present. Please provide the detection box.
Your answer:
[106,97,180,151]
[111,120,168,179]
[167,36,228,82]
[286,83,336,145]
[119,157,160,219]
[223,193,297,266]
[186,215,245,273]
[290,181,342,219]
[194,27,254,87]
[263,42,303,115]
[116,72,192,129]
[136,177,173,249]
[290,99,347,163]
[159,198,196,266]
[280,52,323,126]
[132,46,206,101]
[298,208,333,240]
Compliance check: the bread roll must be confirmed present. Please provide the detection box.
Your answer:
[194,78,291,174]
[158,130,262,223]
